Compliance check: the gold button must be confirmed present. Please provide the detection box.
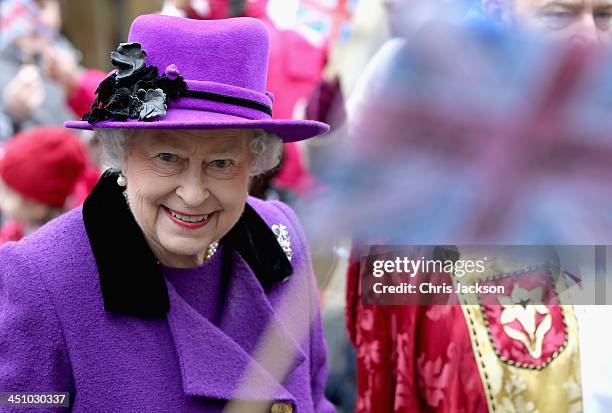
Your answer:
[270,402,293,413]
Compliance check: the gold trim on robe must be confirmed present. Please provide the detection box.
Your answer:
[455,247,582,413]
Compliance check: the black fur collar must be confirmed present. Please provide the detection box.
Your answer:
[82,171,293,317]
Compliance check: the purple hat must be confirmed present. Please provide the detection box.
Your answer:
[64,14,329,142]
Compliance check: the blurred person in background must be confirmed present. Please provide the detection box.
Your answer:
[482,1,612,411]
[0,0,105,140]
[0,126,90,244]
[483,0,612,44]
[332,0,612,411]
[491,11,612,413]
[0,14,333,412]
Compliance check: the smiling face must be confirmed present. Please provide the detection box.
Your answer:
[122,129,254,268]
[514,0,612,44]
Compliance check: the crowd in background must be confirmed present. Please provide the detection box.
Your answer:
[3,0,612,412]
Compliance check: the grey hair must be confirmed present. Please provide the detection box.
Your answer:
[248,129,284,176]
[97,128,133,172]
[96,128,283,177]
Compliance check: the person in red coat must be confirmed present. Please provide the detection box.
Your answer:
[0,126,91,244]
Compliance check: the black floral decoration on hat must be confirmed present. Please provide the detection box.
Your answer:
[138,88,166,119]
[111,43,147,79]
[83,43,187,124]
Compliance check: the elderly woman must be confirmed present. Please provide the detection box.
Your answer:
[0,14,333,413]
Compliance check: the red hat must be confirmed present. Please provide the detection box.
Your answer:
[0,126,87,208]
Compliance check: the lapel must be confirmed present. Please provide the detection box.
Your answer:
[166,249,306,401]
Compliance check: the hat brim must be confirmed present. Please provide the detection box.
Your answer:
[64,107,330,143]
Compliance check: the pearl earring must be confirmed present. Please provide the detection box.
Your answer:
[117,174,127,187]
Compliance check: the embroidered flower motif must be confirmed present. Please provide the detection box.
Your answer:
[359,307,375,332]
[564,373,583,413]
[356,388,373,413]
[416,353,452,407]
[498,285,552,359]
[357,339,382,371]
[394,332,414,410]
[83,43,187,124]
[499,371,540,413]
[425,305,452,321]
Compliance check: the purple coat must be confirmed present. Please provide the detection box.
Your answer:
[0,172,334,412]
